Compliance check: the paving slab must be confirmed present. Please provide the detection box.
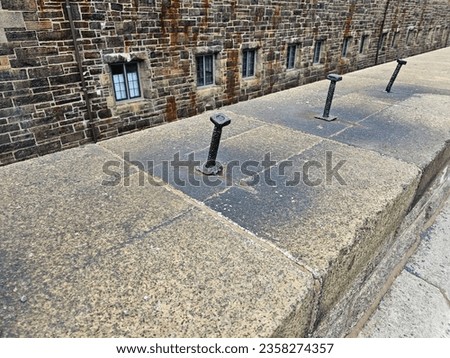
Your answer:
[405,196,450,300]
[205,140,420,315]
[0,145,315,337]
[333,94,450,169]
[100,109,265,171]
[359,195,450,338]
[359,271,450,338]
[226,82,351,138]
[103,112,323,202]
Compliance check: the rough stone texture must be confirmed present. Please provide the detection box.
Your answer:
[1,0,449,165]
[316,161,450,337]
[1,48,450,338]
[406,195,450,301]
[359,195,450,338]
[359,271,450,338]
[0,145,315,337]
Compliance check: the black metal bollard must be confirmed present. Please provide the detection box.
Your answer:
[196,113,231,175]
[315,74,343,122]
[386,59,407,93]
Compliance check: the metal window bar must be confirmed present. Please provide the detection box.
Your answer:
[359,35,366,53]
[197,55,214,87]
[287,45,296,69]
[313,41,322,63]
[204,55,214,85]
[243,49,255,77]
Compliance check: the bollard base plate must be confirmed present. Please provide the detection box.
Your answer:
[315,115,337,122]
[196,162,223,176]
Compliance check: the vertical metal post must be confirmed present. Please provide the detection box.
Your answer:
[386,59,407,93]
[315,74,343,122]
[197,113,231,175]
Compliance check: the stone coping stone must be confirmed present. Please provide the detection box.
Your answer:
[205,140,420,317]
[0,145,315,337]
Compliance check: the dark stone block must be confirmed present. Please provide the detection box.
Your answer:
[14,147,38,160]
[0,70,28,81]
[33,124,72,143]
[37,140,62,155]
[49,73,81,85]
[1,0,37,11]
[48,55,75,64]
[61,131,85,144]
[14,93,54,107]
[106,36,124,48]
[0,98,13,109]
[0,138,35,153]
[111,3,124,11]
[97,109,112,119]
[28,66,64,79]
[6,30,37,42]
[30,78,51,88]
[37,30,71,42]
[0,134,11,145]
[10,58,41,67]
[15,47,59,61]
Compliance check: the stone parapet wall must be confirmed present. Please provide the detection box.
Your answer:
[0,0,449,165]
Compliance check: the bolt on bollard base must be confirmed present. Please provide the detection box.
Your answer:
[315,74,343,122]
[196,113,231,176]
[315,114,337,122]
[197,161,224,176]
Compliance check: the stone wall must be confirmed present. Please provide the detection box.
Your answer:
[1,0,449,165]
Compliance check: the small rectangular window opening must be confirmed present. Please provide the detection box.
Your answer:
[111,62,141,102]
[196,54,215,87]
[313,40,323,64]
[242,49,256,78]
[359,35,369,54]
[391,32,398,48]
[406,29,413,46]
[379,32,388,51]
[342,37,351,57]
[286,45,296,69]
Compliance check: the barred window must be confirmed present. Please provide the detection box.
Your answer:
[359,35,369,54]
[196,54,215,87]
[313,40,323,64]
[286,45,296,69]
[342,37,352,57]
[242,49,256,78]
[111,62,141,101]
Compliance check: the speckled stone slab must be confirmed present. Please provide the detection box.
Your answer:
[0,145,315,337]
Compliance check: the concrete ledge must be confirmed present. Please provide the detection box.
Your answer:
[1,48,450,337]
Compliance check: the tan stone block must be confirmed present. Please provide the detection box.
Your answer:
[0,56,11,70]
[25,21,53,31]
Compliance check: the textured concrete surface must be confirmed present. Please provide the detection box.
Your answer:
[0,146,315,337]
[359,196,450,338]
[1,48,450,337]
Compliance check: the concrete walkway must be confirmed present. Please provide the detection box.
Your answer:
[1,48,449,337]
[359,195,450,338]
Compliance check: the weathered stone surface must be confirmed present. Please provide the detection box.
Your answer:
[1,1,449,165]
[359,271,450,338]
[0,145,315,337]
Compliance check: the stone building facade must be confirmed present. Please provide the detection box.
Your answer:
[0,0,449,165]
